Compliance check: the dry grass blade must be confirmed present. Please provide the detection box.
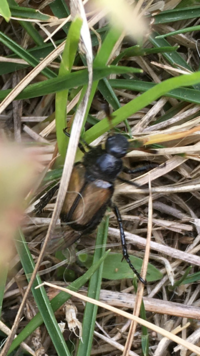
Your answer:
[123,178,153,355]
[0,321,35,356]
[2,0,200,355]
[98,289,200,320]
[36,282,200,355]
[94,331,139,356]
[109,228,200,267]
[0,1,93,354]
[0,41,66,114]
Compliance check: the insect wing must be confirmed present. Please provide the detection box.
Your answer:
[45,228,81,254]
[75,180,112,226]
[61,164,113,226]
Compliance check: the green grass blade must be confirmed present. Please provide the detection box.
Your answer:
[98,78,131,133]
[0,265,8,321]
[0,32,56,79]
[15,230,71,356]
[141,334,149,356]
[98,78,120,110]
[171,266,192,288]
[50,0,70,36]
[15,20,44,46]
[10,5,51,20]
[55,17,82,158]
[112,45,179,65]
[84,71,200,143]
[76,218,109,356]
[0,39,64,76]
[150,32,192,72]
[0,66,141,101]
[156,25,200,39]
[109,79,200,104]
[177,0,200,8]
[75,27,125,133]
[154,6,200,24]
[8,249,110,354]
[140,301,149,356]
[0,0,11,21]
[180,270,200,284]
[8,0,44,45]
[151,102,188,126]
[50,0,70,18]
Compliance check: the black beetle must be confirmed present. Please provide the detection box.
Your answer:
[36,131,153,284]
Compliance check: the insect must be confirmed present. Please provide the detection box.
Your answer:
[36,118,161,284]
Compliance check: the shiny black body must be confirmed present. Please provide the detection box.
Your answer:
[60,134,127,230]
[36,133,146,284]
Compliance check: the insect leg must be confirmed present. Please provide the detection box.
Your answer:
[112,203,146,285]
[123,162,166,175]
[117,176,140,187]
[119,162,166,187]
[34,183,59,213]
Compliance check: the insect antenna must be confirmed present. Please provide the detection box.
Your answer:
[63,127,92,152]
[112,203,146,285]
[101,102,116,135]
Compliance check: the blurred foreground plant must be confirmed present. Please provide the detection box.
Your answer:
[0,142,40,274]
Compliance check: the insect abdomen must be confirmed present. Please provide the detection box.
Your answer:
[60,164,113,233]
